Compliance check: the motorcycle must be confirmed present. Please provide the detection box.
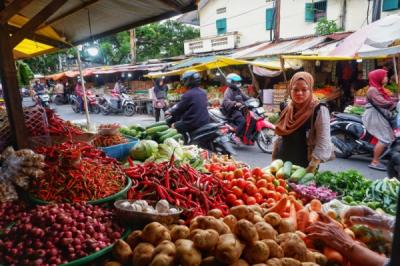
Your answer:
[209,98,276,153]
[33,90,50,108]
[70,90,101,114]
[330,112,400,179]
[98,89,135,116]
[165,105,235,157]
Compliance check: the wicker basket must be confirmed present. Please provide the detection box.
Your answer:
[114,200,183,227]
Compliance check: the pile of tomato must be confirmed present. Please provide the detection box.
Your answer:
[205,163,290,207]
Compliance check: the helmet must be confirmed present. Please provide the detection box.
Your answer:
[181,70,201,88]
[226,73,242,90]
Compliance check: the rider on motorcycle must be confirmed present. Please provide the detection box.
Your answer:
[33,80,45,94]
[166,70,209,135]
[222,73,249,140]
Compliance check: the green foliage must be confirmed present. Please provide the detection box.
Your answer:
[315,18,342,35]
[16,61,34,87]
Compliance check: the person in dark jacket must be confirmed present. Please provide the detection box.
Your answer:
[167,70,209,134]
[152,77,168,122]
[222,73,249,139]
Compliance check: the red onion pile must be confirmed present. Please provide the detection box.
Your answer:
[0,202,123,266]
[0,201,28,233]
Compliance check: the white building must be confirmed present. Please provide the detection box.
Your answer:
[184,0,400,55]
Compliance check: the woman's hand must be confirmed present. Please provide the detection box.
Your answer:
[306,212,356,254]
[343,206,395,231]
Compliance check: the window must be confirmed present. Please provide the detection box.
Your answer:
[305,1,327,22]
[266,8,276,30]
[382,0,400,11]
[216,7,226,14]
[216,18,227,35]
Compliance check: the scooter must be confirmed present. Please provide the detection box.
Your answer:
[98,89,135,116]
[209,98,276,153]
[33,90,50,108]
[165,105,236,157]
[70,90,101,114]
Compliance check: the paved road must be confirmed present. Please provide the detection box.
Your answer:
[52,104,387,180]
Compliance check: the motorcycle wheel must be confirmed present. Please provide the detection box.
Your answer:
[256,128,275,153]
[100,103,111,115]
[331,131,352,158]
[91,104,101,114]
[71,101,80,113]
[123,104,135,116]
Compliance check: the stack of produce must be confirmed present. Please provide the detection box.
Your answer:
[129,138,205,170]
[45,108,84,136]
[313,86,336,100]
[344,105,365,115]
[206,159,289,207]
[355,86,368,96]
[93,124,128,147]
[120,121,182,142]
[107,203,328,266]
[0,202,123,265]
[31,141,126,202]
[124,160,230,221]
[0,147,45,202]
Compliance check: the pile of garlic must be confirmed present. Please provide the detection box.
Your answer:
[119,199,179,214]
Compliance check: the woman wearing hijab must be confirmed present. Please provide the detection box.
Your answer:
[362,69,396,171]
[151,78,168,122]
[272,72,333,173]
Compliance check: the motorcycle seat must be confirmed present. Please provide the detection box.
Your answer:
[333,113,362,124]
[190,123,220,137]
[209,108,228,121]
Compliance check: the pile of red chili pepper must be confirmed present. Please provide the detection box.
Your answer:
[93,134,127,147]
[45,108,84,136]
[124,158,231,222]
[31,141,126,203]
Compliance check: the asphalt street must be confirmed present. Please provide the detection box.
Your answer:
[51,103,387,180]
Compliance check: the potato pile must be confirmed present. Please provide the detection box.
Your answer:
[109,205,327,266]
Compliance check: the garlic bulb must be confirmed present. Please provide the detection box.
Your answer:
[155,200,170,213]
[130,203,142,212]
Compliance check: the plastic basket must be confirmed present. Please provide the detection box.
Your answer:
[100,137,139,161]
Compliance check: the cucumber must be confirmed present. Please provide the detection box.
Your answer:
[129,124,145,131]
[276,167,285,179]
[269,159,284,173]
[298,173,314,184]
[290,167,306,182]
[282,161,292,179]
[159,129,178,142]
[171,133,183,140]
[146,125,169,135]
[145,121,168,130]
[291,164,301,172]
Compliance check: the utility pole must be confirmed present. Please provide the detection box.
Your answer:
[341,0,347,30]
[130,29,136,64]
[274,0,281,42]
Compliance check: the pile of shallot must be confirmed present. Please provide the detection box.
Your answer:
[0,202,123,265]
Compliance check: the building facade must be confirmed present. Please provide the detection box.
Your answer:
[184,0,400,55]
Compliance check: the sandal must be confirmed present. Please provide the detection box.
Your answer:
[368,162,387,171]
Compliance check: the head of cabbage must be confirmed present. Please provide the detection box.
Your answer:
[129,140,158,161]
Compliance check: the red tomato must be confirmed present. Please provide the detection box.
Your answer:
[234,169,243,178]
[251,167,263,178]
[227,164,236,172]
[266,198,276,205]
[233,199,244,206]
[274,191,282,201]
[243,172,252,179]
[247,177,256,184]
[259,187,269,197]
[266,191,276,199]
[241,193,248,202]
[223,180,233,189]
[266,183,275,190]
[276,186,287,194]
[237,178,247,189]
[254,192,263,203]
[256,179,267,188]
[214,172,223,180]
[242,167,250,174]
[279,179,286,187]
[246,196,257,205]
[245,184,258,195]
[265,175,275,183]
[230,178,238,187]
[225,172,234,181]
[232,186,243,197]
[281,212,290,218]
[226,193,237,204]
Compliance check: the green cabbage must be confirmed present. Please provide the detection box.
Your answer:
[130,140,158,161]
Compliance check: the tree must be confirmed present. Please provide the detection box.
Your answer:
[315,19,342,35]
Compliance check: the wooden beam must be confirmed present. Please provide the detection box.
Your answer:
[0,0,34,24]
[9,0,66,48]
[0,0,28,149]
[158,0,182,11]
[37,0,99,30]
[73,3,197,45]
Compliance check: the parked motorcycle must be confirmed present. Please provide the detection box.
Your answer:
[209,98,276,153]
[165,105,235,157]
[70,90,100,114]
[98,89,135,116]
[33,91,50,108]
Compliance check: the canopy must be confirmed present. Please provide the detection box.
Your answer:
[330,14,400,58]
[146,56,291,78]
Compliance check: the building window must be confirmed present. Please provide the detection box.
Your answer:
[216,7,226,14]
[382,0,400,11]
[265,8,276,30]
[216,18,227,35]
[305,1,327,22]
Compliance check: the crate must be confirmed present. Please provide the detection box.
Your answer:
[100,137,139,161]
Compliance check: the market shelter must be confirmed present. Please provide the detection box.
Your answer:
[0,0,197,149]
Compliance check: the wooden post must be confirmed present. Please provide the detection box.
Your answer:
[0,0,28,149]
[76,47,92,131]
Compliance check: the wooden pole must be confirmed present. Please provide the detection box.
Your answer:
[0,0,28,149]
[76,47,92,131]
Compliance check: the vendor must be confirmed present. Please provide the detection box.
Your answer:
[307,207,394,266]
